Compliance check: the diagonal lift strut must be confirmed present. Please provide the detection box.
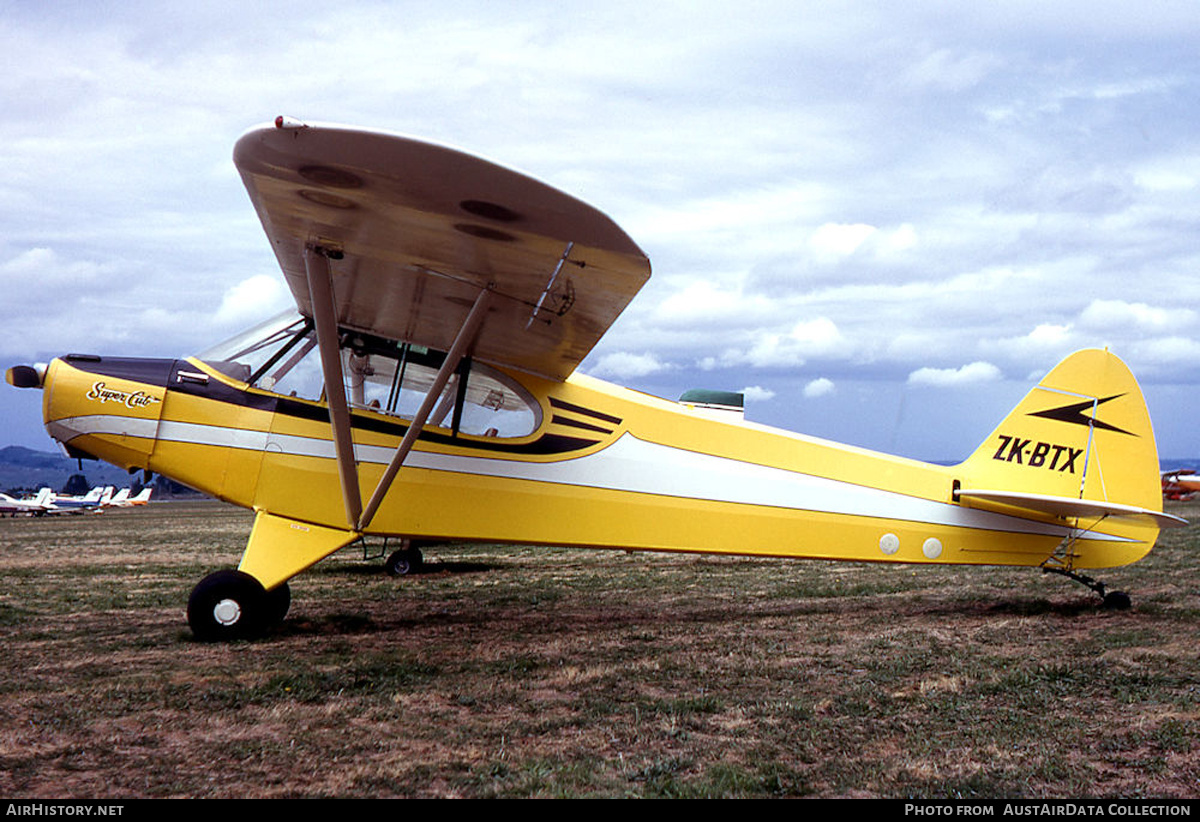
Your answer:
[357,287,494,531]
[305,244,495,533]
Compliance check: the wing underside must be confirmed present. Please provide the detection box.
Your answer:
[234,120,651,381]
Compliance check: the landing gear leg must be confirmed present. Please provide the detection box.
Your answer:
[187,569,290,641]
[1042,566,1132,610]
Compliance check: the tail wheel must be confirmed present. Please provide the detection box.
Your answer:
[385,545,424,577]
[1103,590,1132,611]
[188,569,273,641]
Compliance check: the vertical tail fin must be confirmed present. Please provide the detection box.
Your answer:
[957,349,1180,566]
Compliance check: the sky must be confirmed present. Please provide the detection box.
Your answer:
[2,0,1199,461]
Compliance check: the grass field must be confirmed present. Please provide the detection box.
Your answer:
[0,500,1197,798]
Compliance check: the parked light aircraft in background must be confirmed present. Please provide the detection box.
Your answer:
[46,486,112,513]
[105,488,130,507]
[0,488,53,517]
[1,486,110,516]
[102,488,154,508]
[1162,470,1200,501]
[6,118,1186,640]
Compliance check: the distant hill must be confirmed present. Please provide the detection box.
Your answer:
[0,445,149,494]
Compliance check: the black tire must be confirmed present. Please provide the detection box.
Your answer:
[1103,590,1132,611]
[385,546,424,577]
[264,581,291,625]
[187,569,269,641]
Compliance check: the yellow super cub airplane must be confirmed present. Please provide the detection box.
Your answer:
[6,118,1186,640]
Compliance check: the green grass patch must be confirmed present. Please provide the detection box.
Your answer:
[1,498,1198,797]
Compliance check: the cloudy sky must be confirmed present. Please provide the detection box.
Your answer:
[2,1,1199,460]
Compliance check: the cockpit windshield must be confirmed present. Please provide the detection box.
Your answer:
[198,311,542,438]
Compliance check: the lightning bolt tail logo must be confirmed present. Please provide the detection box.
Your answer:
[1028,394,1134,436]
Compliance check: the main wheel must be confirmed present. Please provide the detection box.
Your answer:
[264,581,291,625]
[187,569,270,641]
[385,545,424,577]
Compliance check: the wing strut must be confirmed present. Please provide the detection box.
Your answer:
[304,244,363,529]
[357,286,495,531]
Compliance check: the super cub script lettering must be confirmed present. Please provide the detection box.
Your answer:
[86,382,162,410]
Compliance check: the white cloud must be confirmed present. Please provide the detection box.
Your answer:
[900,48,1003,93]
[907,361,1002,387]
[2,247,57,276]
[989,323,1075,360]
[808,223,878,261]
[1078,300,1196,332]
[1134,155,1200,192]
[876,223,918,255]
[588,351,669,379]
[1025,323,1072,345]
[0,247,107,289]
[653,279,773,328]
[214,274,291,328]
[803,378,835,398]
[739,317,851,368]
[741,385,776,402]
[1130,336,1200,366]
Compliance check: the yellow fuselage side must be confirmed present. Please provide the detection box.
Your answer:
[39,353,1157,584]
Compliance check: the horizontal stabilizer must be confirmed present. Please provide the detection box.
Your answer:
[957,488,1188,529]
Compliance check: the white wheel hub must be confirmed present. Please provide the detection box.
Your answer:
[213,598,242,626]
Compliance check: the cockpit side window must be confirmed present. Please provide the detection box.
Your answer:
[199,312,541,438]
[340,332,541,438]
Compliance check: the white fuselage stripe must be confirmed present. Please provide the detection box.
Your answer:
[55,414,1122,541]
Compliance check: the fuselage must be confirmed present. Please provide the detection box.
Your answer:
[36,349,1155,573]
[0,493,45,516]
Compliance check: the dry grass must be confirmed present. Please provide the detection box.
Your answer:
[0,500,1198,798]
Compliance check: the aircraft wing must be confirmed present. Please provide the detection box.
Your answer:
[233,119,651,381]
[957,488,1188,529]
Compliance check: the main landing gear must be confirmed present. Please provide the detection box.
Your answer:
[384,542,424,577]
[1042,566,1132,610]
[187,569,291,641]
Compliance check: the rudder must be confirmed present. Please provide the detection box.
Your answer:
[960,349,1164,528]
